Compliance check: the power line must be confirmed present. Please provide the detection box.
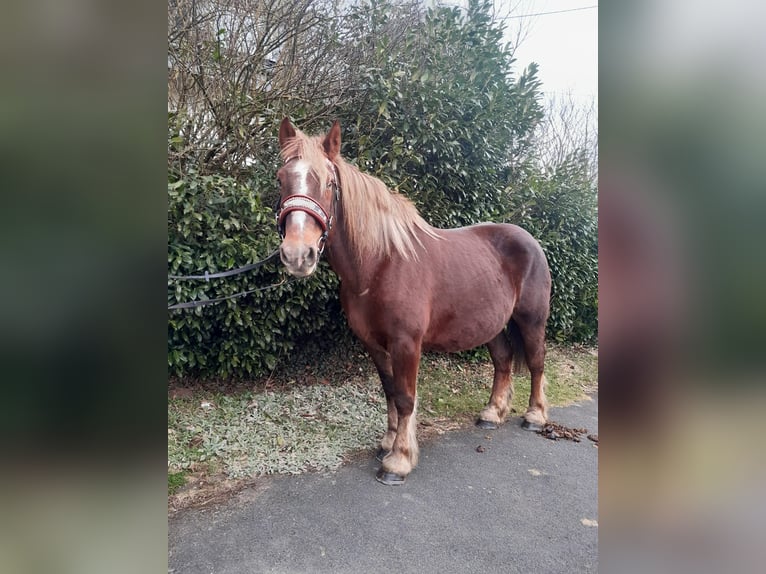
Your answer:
[501,5,598,20]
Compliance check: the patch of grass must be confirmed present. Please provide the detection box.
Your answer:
[418,344,596,421]
[545,344,599,394]
[168,471,187,495]
[418,354,491,419]
[168,380,387,479]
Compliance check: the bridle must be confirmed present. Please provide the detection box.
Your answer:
[275,156,340,256]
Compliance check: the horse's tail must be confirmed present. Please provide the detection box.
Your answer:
[507,319,528,375]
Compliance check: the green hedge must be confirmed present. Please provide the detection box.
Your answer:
[335,0,543,228]
[167,169,346,378]
[507,153,598,343]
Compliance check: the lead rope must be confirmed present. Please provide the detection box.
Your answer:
[168,249,293,310]
[168,276,301,310]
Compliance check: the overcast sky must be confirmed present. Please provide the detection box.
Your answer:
[501,0,598,103]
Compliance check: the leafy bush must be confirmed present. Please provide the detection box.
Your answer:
[167,169,346,378]
[335,0,596,342]
[507,152,598,342]
[337,0,543,228]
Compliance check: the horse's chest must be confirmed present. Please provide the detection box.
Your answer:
[340,289,381,339]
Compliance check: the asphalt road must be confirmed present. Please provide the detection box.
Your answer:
[169,394,598,574]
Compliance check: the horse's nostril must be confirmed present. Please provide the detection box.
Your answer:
[306,246,318,265]
[280,244,301,266]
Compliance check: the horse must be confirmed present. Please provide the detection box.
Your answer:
[275,118,551,485]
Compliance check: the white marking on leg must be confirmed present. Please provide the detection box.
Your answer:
[408,396,419,467]
[381,430,395,452]
[381,396,418,476]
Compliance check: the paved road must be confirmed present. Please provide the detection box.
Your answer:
[169,395,598,574]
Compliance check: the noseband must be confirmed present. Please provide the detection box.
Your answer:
[276,157,340,255]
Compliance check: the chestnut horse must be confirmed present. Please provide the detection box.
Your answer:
[276,118,551,485]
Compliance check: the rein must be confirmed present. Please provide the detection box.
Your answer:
[167,249,291,310]
[168,249,279,282]
[168,276,300,310]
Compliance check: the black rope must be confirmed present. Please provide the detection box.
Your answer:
[168,249,279,282]
[167,248,294,310]
[168,277,300,310]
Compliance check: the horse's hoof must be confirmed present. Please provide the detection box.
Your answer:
[376,469,406,486]
[375,448,391,462]
[476,419,498,430]
[522,419,544,432]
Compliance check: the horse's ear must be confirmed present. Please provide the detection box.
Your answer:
[279,118,296,149]
[322,120,341,160]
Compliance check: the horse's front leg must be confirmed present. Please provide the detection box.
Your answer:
[376,338,421,485]
[363,343,405,471]
[378,393,398,462]
[363,343,398,462]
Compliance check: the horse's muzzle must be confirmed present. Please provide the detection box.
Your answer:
[279,242,318,277]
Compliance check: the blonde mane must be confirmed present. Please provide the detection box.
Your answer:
[281,130,439,261]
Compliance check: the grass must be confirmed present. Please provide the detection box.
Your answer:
[417,349,594,421]
[168,343,596,505]
[168,381,386,480]
[168,472,188,495]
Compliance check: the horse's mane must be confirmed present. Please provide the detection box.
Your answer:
[280,130,439,261]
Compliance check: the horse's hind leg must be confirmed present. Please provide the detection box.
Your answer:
[516,317,549,431]
[476,332,514,430]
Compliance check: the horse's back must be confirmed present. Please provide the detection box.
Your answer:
[427,222,549,285]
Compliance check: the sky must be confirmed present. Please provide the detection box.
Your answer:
[499,0,598,104]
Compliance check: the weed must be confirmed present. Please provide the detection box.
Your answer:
[168,471,187,495]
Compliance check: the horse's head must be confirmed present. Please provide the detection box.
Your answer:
[276,118,341,277]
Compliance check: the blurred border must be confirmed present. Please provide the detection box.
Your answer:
[600,1,766,572]
[1,1,168,572]
[3,0,766,572]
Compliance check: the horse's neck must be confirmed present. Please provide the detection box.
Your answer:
[325,223,379,293]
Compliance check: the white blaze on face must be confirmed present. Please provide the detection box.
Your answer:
[288,160,312,236]
[293,159,311,195]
